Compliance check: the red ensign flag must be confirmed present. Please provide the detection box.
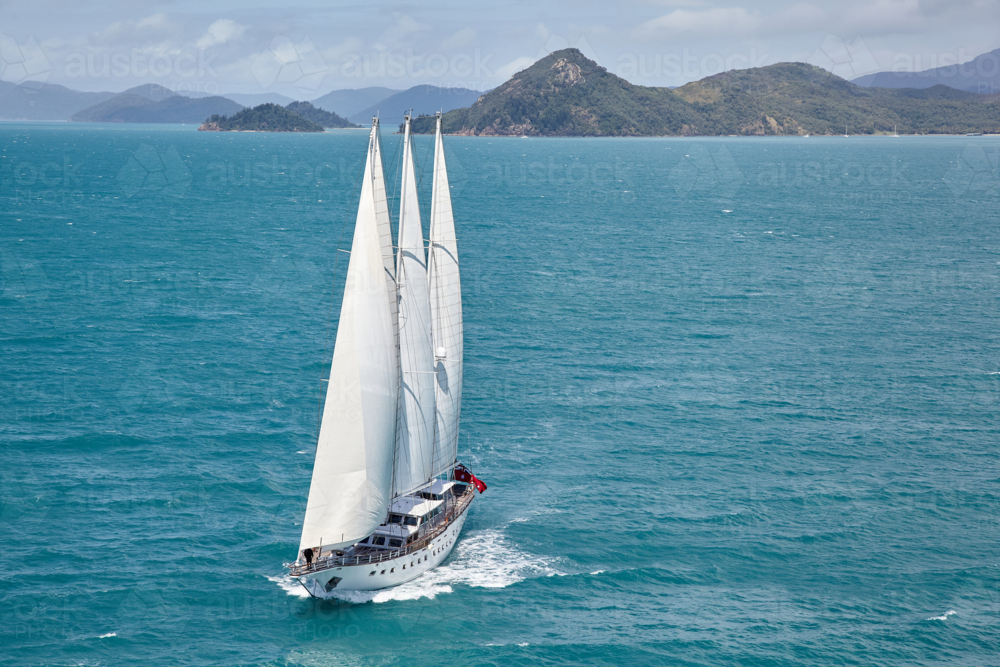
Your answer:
[454,464,487,494]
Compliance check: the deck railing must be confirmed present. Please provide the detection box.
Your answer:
[287,487,473,577]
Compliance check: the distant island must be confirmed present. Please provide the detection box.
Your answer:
[199,103,325,132]
[410,48,1000,137]
[285,101,359,128]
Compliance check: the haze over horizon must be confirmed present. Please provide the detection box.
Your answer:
[1,0,998,98]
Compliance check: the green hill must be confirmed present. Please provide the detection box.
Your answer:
[285,101,358,128]
[199,103,325,132]
[411,49,1000,136]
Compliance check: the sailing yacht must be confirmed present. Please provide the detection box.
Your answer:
[287,113,485,596]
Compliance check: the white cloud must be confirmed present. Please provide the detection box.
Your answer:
[636,7,764,38]
[494,56,535,80]
[441,27,477,50]
[840,0,926,33]
[196,19,245,50]
[771,3,827,32]
[373,14,431,52]
[637,0,710,5]
[136,13,169,30]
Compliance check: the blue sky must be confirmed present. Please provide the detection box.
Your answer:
[1,0,998,95]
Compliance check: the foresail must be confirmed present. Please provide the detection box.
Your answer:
[393,117,437,498]
[371,118,402,491]
[299,124,397,553]
[428,115,463,479]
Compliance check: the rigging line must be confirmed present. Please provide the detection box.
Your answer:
[381,124,406,505]
[382,123,405,235]
[415,126,434,211]
[315,132,368,442]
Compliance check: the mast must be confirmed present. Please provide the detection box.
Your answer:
[299,120,398,554]
[428,113,464,479]
[392,114,437,497]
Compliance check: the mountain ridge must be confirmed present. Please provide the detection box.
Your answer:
[350,85,486,125]
[70,89,243,123]
[853,47,1000,94]
[0,82,116,120]
[411,49,1000,136]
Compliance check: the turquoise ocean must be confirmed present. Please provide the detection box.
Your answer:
[1,123,999,665]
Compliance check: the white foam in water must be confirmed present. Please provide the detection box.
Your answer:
[925,610,957,621]
[333,528,557,604]
[268,574,311,598]
[97,632,117,639]
[271,528,555,604]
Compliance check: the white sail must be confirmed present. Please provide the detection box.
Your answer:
[299,122,398,553]
[428,114,463,479]
[393,117,437,497]
[371,118,401,482]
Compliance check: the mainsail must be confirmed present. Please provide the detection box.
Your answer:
[392,117,437,497]
[299,122,398,553]
[428,114,464,479]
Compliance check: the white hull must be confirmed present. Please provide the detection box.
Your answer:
[297,497,470,595]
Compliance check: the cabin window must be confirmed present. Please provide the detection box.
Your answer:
[372,536,386,546]
[404,516,418,526]
[389,539,402,548]
[380,570,386,575]
[388,514,403,524]
[369,571,375,576]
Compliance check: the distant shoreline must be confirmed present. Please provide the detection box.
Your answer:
[1,120,996,138]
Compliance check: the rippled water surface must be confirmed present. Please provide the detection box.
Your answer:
[2,123,999,665]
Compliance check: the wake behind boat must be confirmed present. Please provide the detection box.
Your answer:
[286,113,487,596]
